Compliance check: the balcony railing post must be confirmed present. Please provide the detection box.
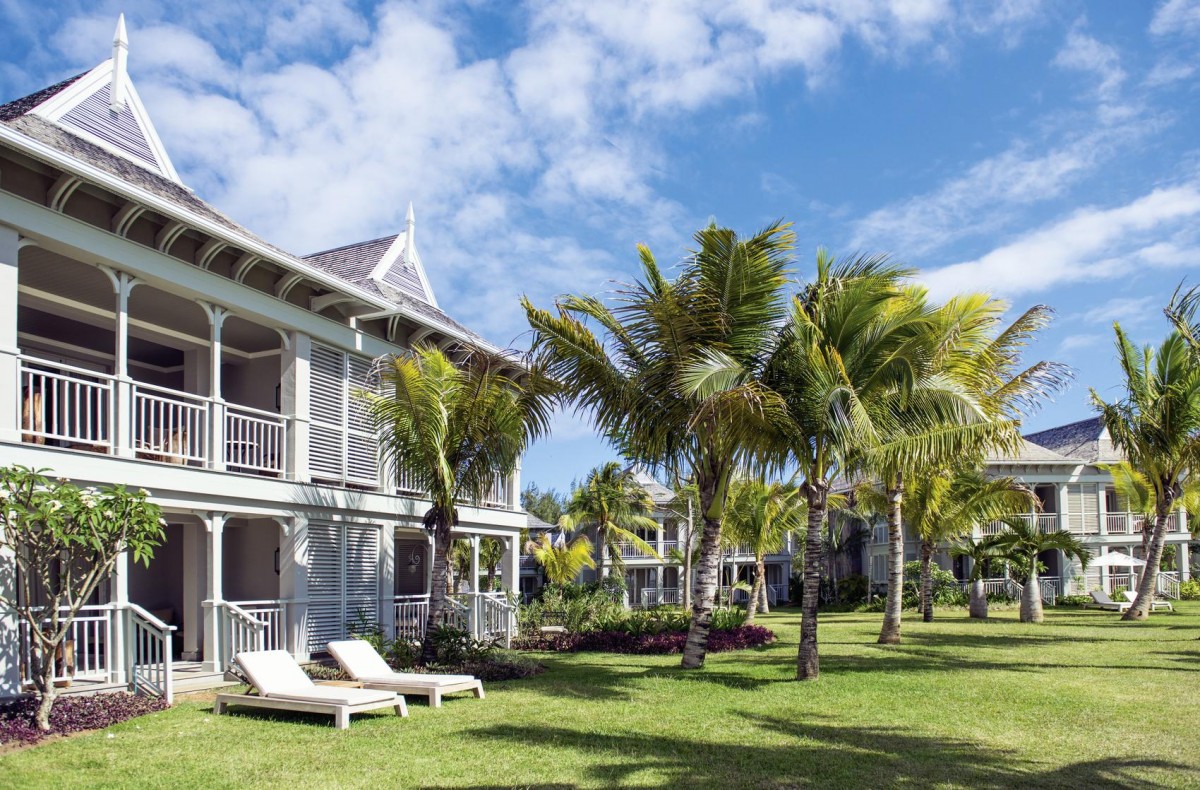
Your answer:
[209,400,226,471]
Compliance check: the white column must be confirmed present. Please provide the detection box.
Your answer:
[200,303,228,472]
[469,535,481,636]
[277,516,309,660]
[201,512,226,671]
[1097,482,1109,536]
[1179,542,1190,582]
[0,226,19,445]
[470,535,481,593]
[99,268,140,458]
[109,551,130,683]
[500,534,518,592]
[378,526,395,636]
[282,332,311,482]
[0,547,20,696]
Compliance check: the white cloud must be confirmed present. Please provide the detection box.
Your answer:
[1150,0,1200,37]
[1078,296,1158,327]
[921,185,1200,300]
[1053,26,1125,101]
[1058,333,1102,353]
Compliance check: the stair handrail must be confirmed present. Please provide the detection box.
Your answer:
[125,602,175,704]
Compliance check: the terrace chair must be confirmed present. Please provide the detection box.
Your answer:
[214,649,407,729]
[1088,590,1131,612]
[1121,590,1173,612]
[327,639,484,708]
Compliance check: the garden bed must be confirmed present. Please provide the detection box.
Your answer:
[0,692,168,747]
[514,624,776,654]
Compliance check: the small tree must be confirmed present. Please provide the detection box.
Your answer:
[0,466,164,732]
[479,537,505,592]
[526,533,596,585]
[949,536,1005,619]
[994,522,1091,623]
[560,463,660,578]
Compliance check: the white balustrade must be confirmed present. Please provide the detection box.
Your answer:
[18,604,113,685]
[393,594,430,640]
[17,357,113,449]
[126,603,174,704]
[132,382,208,465]
[219,602,265,669]
[226,600,285,651]
[224,406,286,475]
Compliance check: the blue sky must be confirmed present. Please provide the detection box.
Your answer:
[2,1,1199,495]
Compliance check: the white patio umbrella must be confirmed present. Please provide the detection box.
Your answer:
[1090,551,1146,568]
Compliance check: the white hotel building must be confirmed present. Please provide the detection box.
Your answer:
[0,20,523,701]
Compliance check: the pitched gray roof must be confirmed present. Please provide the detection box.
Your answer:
[631,469,675,506]
[0,72,85,121]
[304,235,395,286]
[526,513,556,531]
[1023,417,1122,464]
[986,438,1076,464]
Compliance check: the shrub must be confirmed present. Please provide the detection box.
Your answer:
[1054,595,1094,607]
[836,574,870,605]
[710,608,747,630]
[0,693,168,746]
[1179,579,1200,600]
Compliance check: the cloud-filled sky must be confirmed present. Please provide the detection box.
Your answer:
[2,0,1198,494]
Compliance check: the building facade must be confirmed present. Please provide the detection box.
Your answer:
[0,20,522,701]
[861,418,1195,600]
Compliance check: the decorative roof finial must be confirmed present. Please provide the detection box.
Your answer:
[404,201,415,264]
[110,14,129,111]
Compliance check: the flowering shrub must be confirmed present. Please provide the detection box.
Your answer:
[513,624,775,655]
[1180,579,1200,601]
[0,692,168,746]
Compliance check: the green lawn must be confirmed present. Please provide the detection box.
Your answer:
[4,604,1199,789]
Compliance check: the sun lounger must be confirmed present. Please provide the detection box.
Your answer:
[327,639,485,708]
[1088,590,1131,612]
[1122,590,1173,612]
[214,649,407,729]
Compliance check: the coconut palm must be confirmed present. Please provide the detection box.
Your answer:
[560,462,660,577]
[364,344,554,663]
[766,251,946,680]
[1100,461,1200,563]
[871,296,1068,645]
[664,478,701,610]
[526,532,596,586]
[949,535,1006,619]
[993,521,1091,623]
[480,537,505,592]
[524,222,794,669]
[905,469,1034,621]
[721,478,807,623]
[1090,327,1200,620]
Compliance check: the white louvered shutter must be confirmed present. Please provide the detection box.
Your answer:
[306,522,343,652]
[344,525,380,626]
[309,344,346,481]
[1066,484,1099,535]
[346,355,380,486]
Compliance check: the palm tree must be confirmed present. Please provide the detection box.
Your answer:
[907,470,1035,621]
[872,296,1068,645]
[480,537,505,592]
[1100,461,1200,564]
[721,477,807,623]
[1090,327,1200,620]
[448,539,472,594]
[766,251,940,680]
[524,222,794,669]
[364,345,554,663]
[526,532,596,586]
[560,462,660,577]
[994,521,1091,623]
[949,535,1006,619]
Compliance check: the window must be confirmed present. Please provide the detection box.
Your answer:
[305,522,380,652]
[1066,483,1100,535]
[309,343,379,486]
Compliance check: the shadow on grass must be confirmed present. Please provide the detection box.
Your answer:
[452,714,1183,789]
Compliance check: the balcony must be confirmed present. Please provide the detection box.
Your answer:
[1104,512,1182,535]
[18,355,288,476]
[981,513,1060,536]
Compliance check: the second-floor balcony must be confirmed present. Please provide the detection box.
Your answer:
[981,513,1061,536]
[18,355,288,477]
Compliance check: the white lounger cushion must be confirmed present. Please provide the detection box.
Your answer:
[327,640,478,687]
[233,649,397,706]
[267,686,396,706]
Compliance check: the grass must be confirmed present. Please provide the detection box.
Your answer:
[3,604,1199,789]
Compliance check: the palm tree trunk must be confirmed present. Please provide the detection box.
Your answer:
[681,482,724,669]
[422,517,453,664]
[798,483,827,681]
[757,558,770,614]
[1124,492,1175,620]
[1020,559,1043,623]
[879,478,904,644]
[920,539,934,622]
[745,557,765,625]
[486,566,496,593]
[969,578,988,619]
